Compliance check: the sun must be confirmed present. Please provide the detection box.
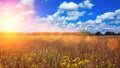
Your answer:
[0,3,35,33]
[1,14,18,32]
[3,21,16,32]
[1,10,21,32]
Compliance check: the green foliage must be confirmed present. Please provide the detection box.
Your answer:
[79,28,91,36]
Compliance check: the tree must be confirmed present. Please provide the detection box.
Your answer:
[105,32,116,35]
[95,31,102,35]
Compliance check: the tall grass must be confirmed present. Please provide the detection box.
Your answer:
[0,35,119,68]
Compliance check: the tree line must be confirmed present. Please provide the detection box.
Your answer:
[92,31,120,35]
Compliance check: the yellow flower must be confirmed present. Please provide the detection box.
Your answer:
[62,56,70,63]
[84,59,90,63]
[61,62,66,66]
[72,57,80,63]
[72,59,77,63]
[63,56,69,60]
[72,64,78,68]
[78,61,84,65]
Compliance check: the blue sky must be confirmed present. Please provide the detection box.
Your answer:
[35,0,120,18]
[33,0,120,33]
[0,0,120,33]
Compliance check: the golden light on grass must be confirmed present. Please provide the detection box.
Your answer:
[107,38,119,50]
[86,36,91,43]
[86,36,98,45]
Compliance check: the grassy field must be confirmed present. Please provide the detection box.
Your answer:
[0,34,120,68]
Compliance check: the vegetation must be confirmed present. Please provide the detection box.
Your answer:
[0,34,119,68]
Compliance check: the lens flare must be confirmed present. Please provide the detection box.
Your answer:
[0,2,35,32]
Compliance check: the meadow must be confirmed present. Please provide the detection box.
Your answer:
[0,33,119,68]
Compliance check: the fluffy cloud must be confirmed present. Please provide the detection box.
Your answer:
[59,1,78,10]
[15,0,94,32]
[59,0,94,11]
[96,12,115,22]
[31,0,94,32]
[20,0,119,33]
[79,0,94,9]
[66,11,86,20]
[83,9,120,33]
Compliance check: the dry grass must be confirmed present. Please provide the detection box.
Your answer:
[0,34,119,68]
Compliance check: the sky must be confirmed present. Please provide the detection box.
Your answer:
[0,0,120,33]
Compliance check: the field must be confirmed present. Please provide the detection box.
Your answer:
[0,34,120,68]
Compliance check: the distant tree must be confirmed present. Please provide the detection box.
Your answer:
[95,31,102,35]
[111,32,115,35]
[118,33,120,35]
[105,32,111,35]
[105,32,116,35]
[79,28,91,36]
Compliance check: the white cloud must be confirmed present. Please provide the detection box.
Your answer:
[95,9,120,23]
[66,23,75,29]
[20,0,34,6]
[63,23,77,32]
[82,9,120,33]
[23,0,119,33]
[79,0,94,9]
[53,10,64,17]
[86,20,96,26]
[32,0,94,32]
[59,1,78,10]
[28,17,63,32]
[21,10,35,15]
[115,9,120,14]
[97,12,115,20]
[66,11,86,20]
[77,21,83,25]
[59,0,94,11]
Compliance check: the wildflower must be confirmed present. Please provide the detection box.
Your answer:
[63,56,69,60]
[67,63,70,68]
[61,62,66,66]
[78,61,84,65]
[63,56,70,62]
[72,64,78,68]
[84,59,90,63]
[72,57,80,63]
